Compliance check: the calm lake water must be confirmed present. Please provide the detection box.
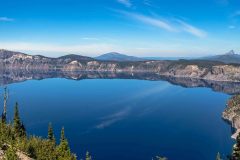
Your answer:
[0,78,235,160]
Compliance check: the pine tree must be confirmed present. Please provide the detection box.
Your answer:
[46,122,57,159]
[86,151,92,160]
[20,123,26,137]
[232,132,240,159]
[48,123,55,141]
[13,103,21,135]
[61,127,65,142]
[13,102,26,138]
[56,127,76,160]
[216,152,222,160]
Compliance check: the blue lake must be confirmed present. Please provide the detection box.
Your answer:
[0,78,235,160]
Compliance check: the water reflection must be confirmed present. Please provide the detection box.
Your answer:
[1,69,240,94]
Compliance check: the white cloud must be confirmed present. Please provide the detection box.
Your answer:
[120,11,177,32]
[118,11,207,38]
[117,0,132,7]
[177,20,207,38]
[0,17,14,22]
[81,37,99,40]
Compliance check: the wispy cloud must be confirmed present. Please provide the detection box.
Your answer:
[81,37,99,41]
[0,17,14,22]
[117,0,132,7]
[120,11,177,32]
[118,11,207,38]
[177,20,207,38]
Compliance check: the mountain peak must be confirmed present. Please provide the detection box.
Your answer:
[105,52,123,55]
[225,50,236,55]
[200,50,240,64]
[100,52,126,57]
[96,52,144,61]
[59,54,94,61]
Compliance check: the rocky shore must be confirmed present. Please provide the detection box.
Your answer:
[1,49,240,82]
[223,95,240,139]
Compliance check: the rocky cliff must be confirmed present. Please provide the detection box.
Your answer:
[223,95,240,139]
[1,49,240,82]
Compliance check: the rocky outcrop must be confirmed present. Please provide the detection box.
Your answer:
[223,95,240,139]
[1,49,240,82]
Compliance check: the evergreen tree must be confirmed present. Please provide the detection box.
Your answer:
[61,127,65,142]
[56,127,76,160]
[13,103,21,133]
[216,152,222,160]
[20,123,26,137]
[86,151,92,160]
[0,102,77,160]
[232,132,240,159]
[1,113,6,124]
[48,123,55,142]
[13,103,26,138]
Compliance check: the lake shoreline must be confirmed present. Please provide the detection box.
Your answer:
[223,95,240,139]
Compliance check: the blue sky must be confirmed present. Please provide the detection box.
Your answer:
[0,0,240,57]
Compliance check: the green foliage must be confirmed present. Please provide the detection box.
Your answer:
[48,123,55,143]
[4,146,18,160]
[1,113,6,124]
[60,127,65,143]
[154,156,168,160]
[0,102,77,160]
[25,136,57,160]
[13,103,26,138]
[86,151,92,160]
[232,132,240,160]
[56,127,76,160]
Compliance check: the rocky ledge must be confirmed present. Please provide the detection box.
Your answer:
[1,49,240,82]
[223,95,240,139]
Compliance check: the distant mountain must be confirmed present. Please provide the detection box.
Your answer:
[59,54,94,61]
[95,52,145,61]
[201,50,240,64]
